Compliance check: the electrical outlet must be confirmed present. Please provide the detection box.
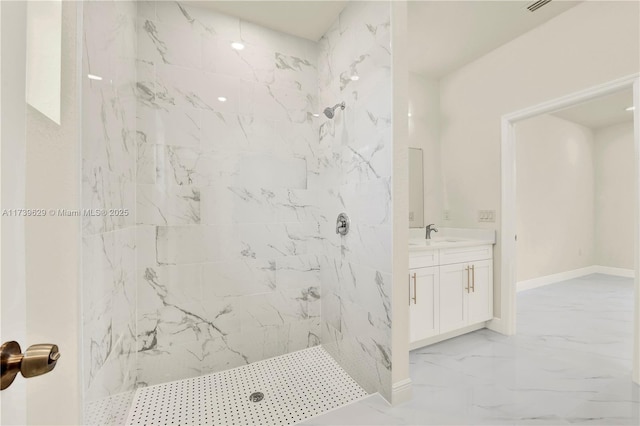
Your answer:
[443,210,450,221]
[478,210,496,223]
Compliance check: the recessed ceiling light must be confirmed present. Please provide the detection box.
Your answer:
[350,74,359,81]
[408,112,412,117]
[231,42,245,51]
[626,106,635,111]
[87,74,102,81]
[312,113,320,117]
[218,96,227,102]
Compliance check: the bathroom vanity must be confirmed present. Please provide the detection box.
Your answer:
[409,229,496,350]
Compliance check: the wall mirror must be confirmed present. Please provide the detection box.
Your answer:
[409,148,424,228]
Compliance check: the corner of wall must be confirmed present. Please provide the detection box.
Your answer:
[391,0,411,406]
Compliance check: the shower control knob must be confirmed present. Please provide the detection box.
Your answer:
[336,212,350,236]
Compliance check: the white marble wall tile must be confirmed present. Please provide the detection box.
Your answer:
[248,82,313,124]
[201,259,276,298]
[203,37,275,85]
[81,89,137,177]
[137,18,203,69]
[138,264,202,310]
[342,224,392,274]
[235,222,320,259]
[339,262,391,331]
[274,188,326,223]
[275,255,321,290]
[82,228,137,399]
[137,1,155,20]
[263,324,294,359]
[82,1,138,405]
[155,1,241,40]
[271,121,318,158]
[136,60,156,107]
[136,225,158,267]
[137,184,200,225]
[137,104,201,147]
[318,0,393,401]
[155,64,244,112]
[200,185,278,225]
[203,330,265,368]
[289,318,322,351]
[83,1,137,99]
[339,139,392,185]
[137,341,203,387]
[156,148,307,189]
[134,0,325,386]
[137,300,209,351]
[137,137,156,185]
[339,178,391,225]
[274,52,318,94]
[85,338,137,403]
[239,20,316,61]
[82,171,136,235]
[200,111,277,154]
[155,225,236,264]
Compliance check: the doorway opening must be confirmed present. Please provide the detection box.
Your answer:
[499,74,640,382]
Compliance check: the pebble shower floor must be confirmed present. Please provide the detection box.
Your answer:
[125,346,368,425]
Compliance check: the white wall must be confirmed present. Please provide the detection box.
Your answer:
[408,72,442,226]
[1,2,28,424]
[515,115,595,282]
[392,1,411,404]
[20,2,81,424]
[595,121,635,270]
[439,1,640,317]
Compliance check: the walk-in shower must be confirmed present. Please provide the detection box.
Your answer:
[80,1,395,424]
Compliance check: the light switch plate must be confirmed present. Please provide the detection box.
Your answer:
[478,210,496,222]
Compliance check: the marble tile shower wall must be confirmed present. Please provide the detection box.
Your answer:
[82,1,138,402]
[134,1,323,386]
[317,2,394,400]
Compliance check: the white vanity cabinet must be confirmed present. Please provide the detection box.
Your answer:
[409,243,493,348]
[409,266,439,342]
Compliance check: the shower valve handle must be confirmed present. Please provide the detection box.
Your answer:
[336,213,350,236]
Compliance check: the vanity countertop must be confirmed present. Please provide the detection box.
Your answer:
[409,227,496,252]
[409,237,493,252]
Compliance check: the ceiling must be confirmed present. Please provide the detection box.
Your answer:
[184,1,347,41]
[408,1,581,77]
[187,1,583,78]
[551,90,634,130]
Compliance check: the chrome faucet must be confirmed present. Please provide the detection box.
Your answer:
[425,224,438,240]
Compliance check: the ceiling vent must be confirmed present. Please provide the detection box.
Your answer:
[527,0,553,12]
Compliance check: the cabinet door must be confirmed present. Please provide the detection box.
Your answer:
[409,266,439,343]
[467,259,493,324]
[439,263,468,333]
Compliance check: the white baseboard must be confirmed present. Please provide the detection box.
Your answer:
[391,378,412,406]
[486,317,514,336]
[517,265,635,292]
[409,322,486,350]
[593,265,635,278]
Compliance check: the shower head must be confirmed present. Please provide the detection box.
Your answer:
[323,102,345,119]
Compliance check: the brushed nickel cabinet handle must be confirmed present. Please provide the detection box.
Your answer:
[471,265,475,292]
[412,273,417,304]
[465,266,470,293]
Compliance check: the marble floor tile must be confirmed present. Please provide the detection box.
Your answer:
[304,274,639,425]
